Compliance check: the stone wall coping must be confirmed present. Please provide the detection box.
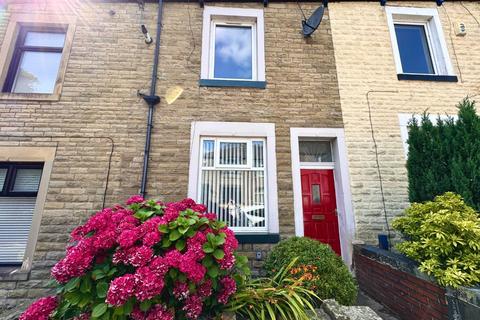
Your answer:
[353,244,436,283]
[354,244,480,304]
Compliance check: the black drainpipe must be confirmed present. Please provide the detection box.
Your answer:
[140,0,164,198]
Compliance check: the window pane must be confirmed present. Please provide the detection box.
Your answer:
[12,51,62,93]
[24,31,65,48]
[214,25,253,79]
[219,142,247,165]
[0,168,6,190]
[200,170,265,229]
[202,140,215,167]
[253,141,264,168]
[13,168,42,192]
[394,24,434,74]
[299,141,332,162]
[312,184,321,204]
[0,197,36,264]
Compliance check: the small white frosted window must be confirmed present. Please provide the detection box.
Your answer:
[299,140,333,163]
[13,169,42,192]
[0,169,7,190]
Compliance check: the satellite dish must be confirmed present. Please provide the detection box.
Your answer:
[302,5,324,37]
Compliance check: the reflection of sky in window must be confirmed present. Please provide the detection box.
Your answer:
[214,25,253,80]
[24,32,65,47]
[394,24,434,74]
[13,52,62,93]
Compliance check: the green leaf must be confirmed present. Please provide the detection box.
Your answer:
[213,249,225,260]
[179,226,189,234]
[169,268,179,278]
[236,255,248,265]
[175,239,186,251]
[140,300,152,312]
[124,299,134,315]
[80,277,92,293]
[107,267,118,277]
[202,243,214,253]
[158,224,169,233]
[202,256,214,267]
[207,233,216,244]
[186,229,196,238]
[113,305,125,316]
[208,265,219,278]
[214,235,225,246]
[78,295,90,308]
[161,238,172,248]
[64,277,80,292]
[92,269,106,280]
[92,303,108,318]
[169,229,182,241]
[96,281,109,298]
[64,292,81,305]
[199,217,209,225]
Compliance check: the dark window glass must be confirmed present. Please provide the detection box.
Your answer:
[0,162,43,265]
[3,27,66,94]
[214,25,253,80]
[394,24,434,74]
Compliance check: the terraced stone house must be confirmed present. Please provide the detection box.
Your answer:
[0,0,479,316]
[0,0,348,314]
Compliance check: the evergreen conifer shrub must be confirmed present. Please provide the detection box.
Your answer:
[407,98,480,210]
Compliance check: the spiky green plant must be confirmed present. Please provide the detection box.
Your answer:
[226,258,319,320]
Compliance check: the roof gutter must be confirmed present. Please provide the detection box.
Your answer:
[140,0,163,198]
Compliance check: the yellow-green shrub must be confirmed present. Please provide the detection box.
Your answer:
[393,192,480,288]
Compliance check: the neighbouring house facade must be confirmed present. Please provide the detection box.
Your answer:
[0,0,352,314]
[328,0,480,243]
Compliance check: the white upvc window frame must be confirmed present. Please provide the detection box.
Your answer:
[188,122,278,234]
[198,137,268,233]
[385,6,454,76]
[201,6,265,82]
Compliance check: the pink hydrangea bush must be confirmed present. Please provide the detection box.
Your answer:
[20,196,250,320]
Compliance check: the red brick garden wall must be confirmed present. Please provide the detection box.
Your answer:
[354,246,448,320]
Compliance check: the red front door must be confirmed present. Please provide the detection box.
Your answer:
[301,169,341,255]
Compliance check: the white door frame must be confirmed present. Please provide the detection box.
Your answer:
[290,128,356,268]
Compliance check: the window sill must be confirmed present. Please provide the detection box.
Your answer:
[235,233,280,244]
[0,92,60,102]
[397,74,458,82]
[0,266,29,281]
[199,79,267,89]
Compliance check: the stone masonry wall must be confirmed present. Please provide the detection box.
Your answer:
[329,1,480,243]
[0,0,343,314]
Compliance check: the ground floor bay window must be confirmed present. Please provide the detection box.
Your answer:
[188,122,279,241]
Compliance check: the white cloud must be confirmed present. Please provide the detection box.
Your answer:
[215,26,252,69]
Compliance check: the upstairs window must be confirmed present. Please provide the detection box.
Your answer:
[386,7,455,79]
[200,7,265,85]
[3,26,66,94]
[198,138,267,233]
[394,24,434,74]
[0,163,43,265]
[212,24,255,80]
